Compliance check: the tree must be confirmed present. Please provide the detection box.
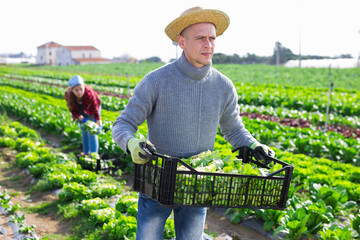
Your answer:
[269,41,297,65]
[212,53,269,64]
[141,56,162,63]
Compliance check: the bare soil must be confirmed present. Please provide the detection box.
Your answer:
[205,210,271,240]
[0,209,16,239]
[0,148,73,239]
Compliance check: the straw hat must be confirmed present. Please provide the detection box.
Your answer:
[165,6,230,42]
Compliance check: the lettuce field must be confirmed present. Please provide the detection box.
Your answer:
[0,63,359,240]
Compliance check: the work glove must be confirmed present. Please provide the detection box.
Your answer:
[82,118,88,123]
[250,141,275,166]
[127,137,156,164]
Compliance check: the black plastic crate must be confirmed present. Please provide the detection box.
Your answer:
[133,146,294,210]
[76,153,125,175]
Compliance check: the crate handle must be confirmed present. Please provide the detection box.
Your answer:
[176,158,198,173]
[152,152,197,173]
[266,165,292,177]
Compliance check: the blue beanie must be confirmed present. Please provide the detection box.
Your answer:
[67,75,84,88]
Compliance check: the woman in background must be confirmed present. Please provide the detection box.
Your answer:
[65,75,102,155]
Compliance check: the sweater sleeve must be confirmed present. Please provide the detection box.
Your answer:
[112,76,157,152]
[219,83,256,148]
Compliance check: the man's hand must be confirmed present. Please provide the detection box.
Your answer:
[250,142,275,165]
[127,137,156,164]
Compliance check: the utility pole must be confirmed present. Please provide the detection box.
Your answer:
[358,29,360,67]
[298,0,302,68]
[275,42,280,66]
[324,65,333,132]
[299,28,302,68]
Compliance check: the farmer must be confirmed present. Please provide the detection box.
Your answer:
[112,6,274,240]
[65,75,102,155]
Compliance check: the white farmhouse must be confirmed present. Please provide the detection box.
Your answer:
[56,45,110,65]
[36,41,110,66]
[36,41,62,65]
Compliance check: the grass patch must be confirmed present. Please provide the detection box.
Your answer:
[8,191,21,197]
[1,160,17,169]
[205,229,218,238]
[28,179,54,193]
[69,217,108,240]
[42,234,72,240]
[0,112,11,125]
[9,175,23,181]
[58,202,81,220]
[22,200,60,215]
[0,160,9,169]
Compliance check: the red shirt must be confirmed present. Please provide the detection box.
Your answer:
[65,85,101,121]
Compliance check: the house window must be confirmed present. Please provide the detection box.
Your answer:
[83,53,85,58]
[89,54,92,58]
[49,52,52,56]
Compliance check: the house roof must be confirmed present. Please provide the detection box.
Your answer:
[73,58,110,63]
[37,41,63,48]
[65,46,99,51]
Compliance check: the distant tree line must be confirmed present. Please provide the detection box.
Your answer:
[140,56,162,63]
[213,42,353,65]
[142,41,353,64]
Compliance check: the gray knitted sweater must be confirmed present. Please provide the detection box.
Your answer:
[112,52,256,158]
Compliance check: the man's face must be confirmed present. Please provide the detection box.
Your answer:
[72,85,85,98]
[177,22,216,68]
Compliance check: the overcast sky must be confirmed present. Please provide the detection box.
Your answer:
[1,0,359,62]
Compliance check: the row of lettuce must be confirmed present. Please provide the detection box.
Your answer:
[1,84,359,167]
[0,66,140,89]
[2,76,360,150]
[3,62,360,91]
[0,119,175,240]
[1,84,360,238]
[0,77,128,112]
[1,76,360,129]
[0,85,359,199]
[1,83,359,199]
[1,65,360,237]
[1,102,360,239]
[1,65,360,126]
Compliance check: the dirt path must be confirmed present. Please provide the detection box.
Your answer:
[0,213,16,239]
[205,210,271,240]
[0,148,73,239]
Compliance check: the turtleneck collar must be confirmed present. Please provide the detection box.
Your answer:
[175,51,211,80]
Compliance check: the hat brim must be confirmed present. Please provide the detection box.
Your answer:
[165,9,230,42]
